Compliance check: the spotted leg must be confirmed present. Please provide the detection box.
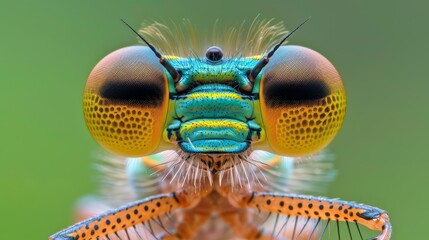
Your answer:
[49,190,201,240]
[229,192,392,240]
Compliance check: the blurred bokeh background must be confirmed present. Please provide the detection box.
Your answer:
[1,0,426,238]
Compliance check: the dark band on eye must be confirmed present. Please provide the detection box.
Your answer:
[264,80,330,107]
[100,81,164,106]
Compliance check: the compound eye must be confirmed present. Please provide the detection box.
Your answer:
[260,46,346,156]
[83,46,169,156]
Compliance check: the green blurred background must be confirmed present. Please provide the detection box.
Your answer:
[1,0,426,239]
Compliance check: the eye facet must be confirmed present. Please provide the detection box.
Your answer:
[83,46,169,156]
[258,45,346,157]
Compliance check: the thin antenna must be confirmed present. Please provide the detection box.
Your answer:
[249,17,311,81]
[121,19,180,81]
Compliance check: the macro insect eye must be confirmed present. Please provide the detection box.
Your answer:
[83,46,169,157]
[258,45,346,157]
[205,46,223,62]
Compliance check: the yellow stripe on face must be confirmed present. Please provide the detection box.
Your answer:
[246,55,263,60]
[164,55,181,60]
[180,119,248,134]
[185,92,243,101]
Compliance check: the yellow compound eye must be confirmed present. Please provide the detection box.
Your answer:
[259,46,346,157]
[83,46,169,157]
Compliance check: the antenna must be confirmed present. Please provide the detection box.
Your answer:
[121,19,180,81]
[249,17,311,81]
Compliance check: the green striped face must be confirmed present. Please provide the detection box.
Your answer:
[84,45,345,157]
[167,56,259,153]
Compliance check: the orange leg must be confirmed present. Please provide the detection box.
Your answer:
[229,191,392,240]
[49,190,201,240]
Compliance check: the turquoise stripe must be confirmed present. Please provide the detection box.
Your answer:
[176,86,253,122]
[180,140,249,153]
[179,118,249,142]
